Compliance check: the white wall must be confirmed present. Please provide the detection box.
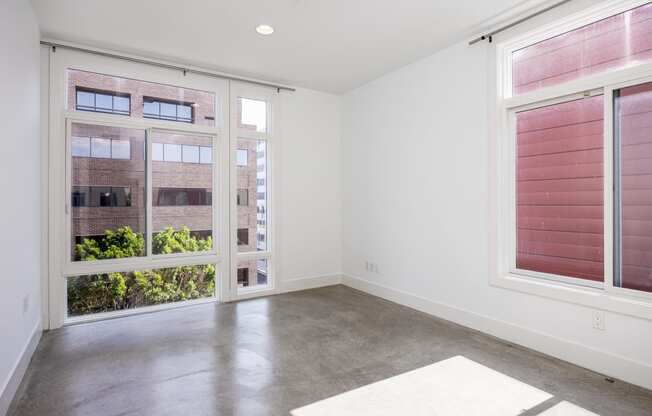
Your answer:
[279,88,342,289]
[0,0,42,414]
[341,1,652,390]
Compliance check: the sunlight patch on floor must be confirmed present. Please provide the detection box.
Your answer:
[291,356,598,416]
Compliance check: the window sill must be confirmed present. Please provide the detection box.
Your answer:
[490,272,652,321]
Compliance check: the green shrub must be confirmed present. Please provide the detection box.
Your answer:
[68,226,215,316]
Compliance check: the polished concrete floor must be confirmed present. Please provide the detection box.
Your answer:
[8,285,652,416]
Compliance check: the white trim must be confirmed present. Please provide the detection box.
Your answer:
[281,274,343,293]
[64,296,218,326]
[0,320,42,416]
[341,274,652,391]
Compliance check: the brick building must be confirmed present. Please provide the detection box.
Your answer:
[68,70,266,287]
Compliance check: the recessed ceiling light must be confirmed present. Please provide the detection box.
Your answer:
[256,24,274,35]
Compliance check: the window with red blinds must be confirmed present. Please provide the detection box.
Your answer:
[512,3,652,95]
[516,95,604,282]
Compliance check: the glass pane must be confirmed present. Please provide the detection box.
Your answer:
[67,264,215,317]
[76,90,94,108]
[71,136,90,157]
[182,145,200,163]
[160,102,177,119]
[95,93,113,110]
[237,138,267,253]
[152,142,164,161]
[512,3,652,95]
[237,258,268,290]
[178,104,192,120]
[614,81,652,293]
[68,69,216,126]
[152,130,213,255]
[516,96,604,282]
[90,137,111,158]
[114,95,130,113]
[163,143,181,162]
[71,123,146,261]
[238,97,267,132]
[236,148,248,166]
[111,139,131,159]
[200,146,212,164]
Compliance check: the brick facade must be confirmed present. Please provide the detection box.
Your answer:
[69,70,266,287]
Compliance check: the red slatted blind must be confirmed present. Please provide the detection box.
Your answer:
[516,95,604,282]
[617,81,652,293]
[512,3,652,95]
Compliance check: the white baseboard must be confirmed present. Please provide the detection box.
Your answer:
[281,274,343,293]
[0,320,42,416]
[342,274,652,391]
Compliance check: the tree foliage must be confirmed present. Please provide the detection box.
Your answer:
[68,226,215,316]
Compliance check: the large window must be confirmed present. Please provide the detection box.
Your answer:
[495,0,652,310]
[55,61,225,325]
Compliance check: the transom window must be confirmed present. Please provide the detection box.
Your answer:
[76,87,130,115]
[496,0,652,306]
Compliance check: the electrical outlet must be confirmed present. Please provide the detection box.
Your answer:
[22,295,29,315]
[592,310,605,331]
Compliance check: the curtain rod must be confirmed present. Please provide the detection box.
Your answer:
[469,0,573,45]
[41,40,296,92]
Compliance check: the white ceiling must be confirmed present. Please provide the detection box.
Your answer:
[31,0,545,93]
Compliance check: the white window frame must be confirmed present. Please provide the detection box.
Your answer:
[46,47,230,328]
[491,0,652,320]
[229,82,280,300]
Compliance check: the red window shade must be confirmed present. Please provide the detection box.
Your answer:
[516,95,604,282]
[512,3,652,95]
[616,81,652,293]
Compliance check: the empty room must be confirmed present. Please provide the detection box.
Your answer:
[2,0,652,415]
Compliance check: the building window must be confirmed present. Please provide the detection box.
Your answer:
[143,97,194,123]
[154,188,212,206]
[496,1,652,301]
[76,87,131,115]
[237,228,249,246]
[237,189,248,206]
[236,149,248,166]
[152,142,212,164]
[182,145,200,163]
[72,186,132,207]
[72,136,132,160]
[237,268,249,287]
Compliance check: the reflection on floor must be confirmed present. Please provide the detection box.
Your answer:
[291,356,597,416]
[8,285,652,416]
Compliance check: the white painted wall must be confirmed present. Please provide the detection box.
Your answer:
[279,88,342,288]
[341,0,652,390]
[0,0,42,413]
